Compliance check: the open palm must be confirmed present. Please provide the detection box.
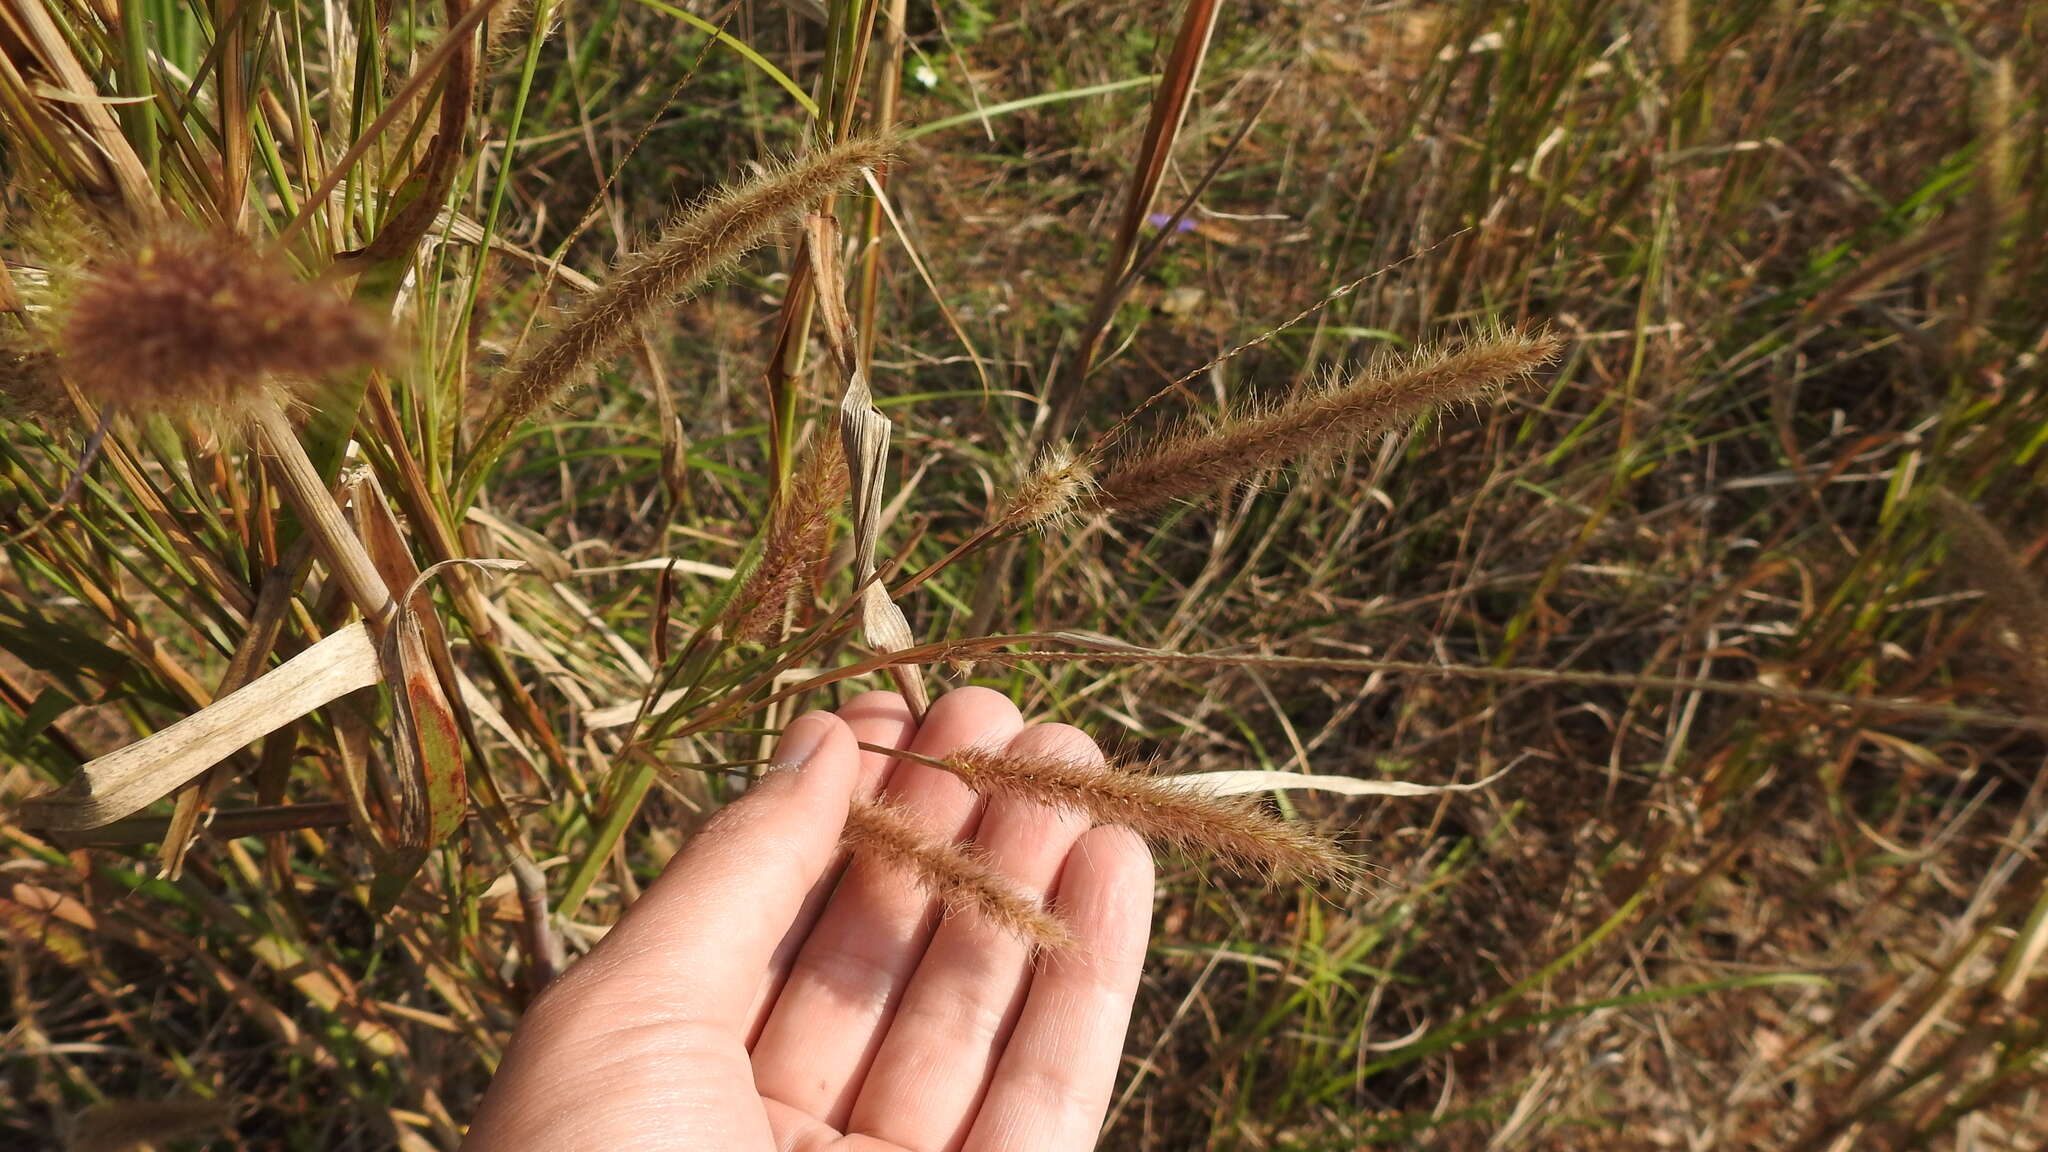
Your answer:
[465,688,1154,1151]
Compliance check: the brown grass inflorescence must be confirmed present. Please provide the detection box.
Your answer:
[55,230,387,415]
[938,746,1351,883]
[994,443,1096,531]
[729,438,848,641]
[842,797,1072,950]
[489,133,895,432]
[1092,328,1564,513]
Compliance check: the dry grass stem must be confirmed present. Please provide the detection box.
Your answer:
[489,133,894,430]
[728,439,847,641]
[1092,329,1563,513]
[938,746,1352,883]
[56,230,386,414]
[842,798,1072,950]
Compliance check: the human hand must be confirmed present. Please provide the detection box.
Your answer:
[464,688,1155,1151]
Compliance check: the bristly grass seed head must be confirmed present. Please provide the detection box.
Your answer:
[729,438,848,642]
[994,443,1096,532]
[1092,328,1564,514]
[938,746,1354,884]
[488,132,897,435]
[55,229,387,416]
[843,797,1072,951]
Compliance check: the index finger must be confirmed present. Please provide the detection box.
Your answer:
[963,825,1154,1151]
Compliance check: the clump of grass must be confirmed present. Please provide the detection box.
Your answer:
[1091,328,1563,513]
[842,797,1072,950]
[485,133,895,436]
[54,229,386,415]
[934,746,1352,884]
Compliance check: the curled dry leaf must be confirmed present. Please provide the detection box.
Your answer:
[1171,766,1516,798]
[24,623,382,831]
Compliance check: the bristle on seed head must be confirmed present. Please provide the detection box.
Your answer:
[994,443,1096,531]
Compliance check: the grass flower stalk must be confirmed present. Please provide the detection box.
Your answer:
[1092,329,1563,513]
[842,797,1072,950]
[483,134,894,441]
[937,747,1351,883]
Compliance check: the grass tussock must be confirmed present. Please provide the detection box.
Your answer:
[1092,328,1563,513]
[937,747,1352,884]
[4,0,2046,1147]
[487,133,895,432]
[842,797,1071,950]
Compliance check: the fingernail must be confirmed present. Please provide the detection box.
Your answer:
[769,712,834,773]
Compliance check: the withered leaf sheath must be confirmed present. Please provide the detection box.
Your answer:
[490,133,895,430]
[1093,329,1564,513]
[940,747,1352,884]
[57,230,387,414]
[842,798,1072,950]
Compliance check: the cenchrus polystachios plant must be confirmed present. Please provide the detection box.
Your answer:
[0,0,1563,964]
[25,1,2043,1147]
[8,160,1545,929]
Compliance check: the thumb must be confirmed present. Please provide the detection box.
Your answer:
[551,710,862,1028]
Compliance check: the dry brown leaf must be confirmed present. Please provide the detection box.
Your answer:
[24,623,382,830]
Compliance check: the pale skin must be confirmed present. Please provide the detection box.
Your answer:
[465,688,1155,1152]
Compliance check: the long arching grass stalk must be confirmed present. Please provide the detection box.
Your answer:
[1091,329,1563,513]
[479,133,894,447]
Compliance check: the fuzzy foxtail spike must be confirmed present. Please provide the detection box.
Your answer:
[56,229,387,416]
[488,133,895,435]
[938,747,1353,884]
[728,439,847,641]
[842,798,1072,951]
[1092,328,1563,514]
[992,443,1096,532]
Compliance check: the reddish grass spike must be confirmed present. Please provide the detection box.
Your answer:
[489,132,896,431]
[940,747,1351,884]
[1092,328,1565,514]
[729,439,848,641]
[56,230,387,415]
[842,798,1072,951]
